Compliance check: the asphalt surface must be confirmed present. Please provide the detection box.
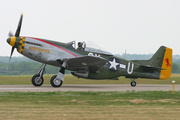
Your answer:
[0,84,178,92]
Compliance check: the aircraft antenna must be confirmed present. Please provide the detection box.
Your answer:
[124,49,127,59]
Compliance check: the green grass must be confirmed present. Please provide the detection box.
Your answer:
[0,91,180,120]
[0,74,180,85]
[0,75,180,119]
[0,91,180,105]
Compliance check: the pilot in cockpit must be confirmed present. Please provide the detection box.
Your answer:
[77,42,84,50]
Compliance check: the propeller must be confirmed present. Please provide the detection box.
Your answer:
[15,13,23,37]
[8,47,15,63]
[8,31,13,37]
[6,13,23,70]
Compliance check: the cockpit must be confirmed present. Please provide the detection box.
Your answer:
[67,41,113,55]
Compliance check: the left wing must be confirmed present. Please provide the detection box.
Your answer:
[65,56,108,72]
[47,56,108,72]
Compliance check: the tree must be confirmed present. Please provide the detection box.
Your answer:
[172,63,180,73]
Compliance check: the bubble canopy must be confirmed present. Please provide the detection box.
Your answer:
[67,41,113,55]
[84,41,112,55]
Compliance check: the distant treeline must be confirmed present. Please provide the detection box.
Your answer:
[0,61,71,76]
[0,55,180,75]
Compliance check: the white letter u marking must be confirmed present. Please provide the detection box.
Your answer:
[127,62,134,74]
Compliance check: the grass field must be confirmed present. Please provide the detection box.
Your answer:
[0,91,180,120]
[0,74,180,85]
[0,75,180,119]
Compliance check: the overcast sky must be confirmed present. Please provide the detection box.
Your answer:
[1,0,180,57]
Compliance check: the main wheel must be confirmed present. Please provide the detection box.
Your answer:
[50,75,63,87]
[131,81,136,87]
[31,74,44,86]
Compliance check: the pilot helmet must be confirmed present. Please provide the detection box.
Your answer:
[78,42,82,47]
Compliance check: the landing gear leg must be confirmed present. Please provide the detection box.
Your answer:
[130,78,136,87]
[50,62,66,87]
[32,64,46,86]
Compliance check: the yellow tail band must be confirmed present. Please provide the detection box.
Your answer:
[159,47,172,79]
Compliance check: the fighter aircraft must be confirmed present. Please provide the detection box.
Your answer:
[6,14,172,87]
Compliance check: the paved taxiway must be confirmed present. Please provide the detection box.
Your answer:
[0,84,179,92]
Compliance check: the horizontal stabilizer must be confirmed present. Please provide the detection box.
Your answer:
[140,65,166,71]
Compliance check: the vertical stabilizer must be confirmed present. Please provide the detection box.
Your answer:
[159,47,172,79]
[131,46,172,79]
[149,46,166,67]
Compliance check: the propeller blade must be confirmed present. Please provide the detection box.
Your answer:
[9,47,15,63]
[7,47,15,70]
[8,31,13,37]
[15,13,23,37]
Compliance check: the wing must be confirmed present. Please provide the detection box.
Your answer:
[65,56,108,72]
[47,56,108,72]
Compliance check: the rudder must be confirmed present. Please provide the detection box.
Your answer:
[159,47,172,79]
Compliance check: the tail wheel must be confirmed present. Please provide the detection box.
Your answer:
[50,75,63,87]
[32,74,44,86]
[131,81,136,87]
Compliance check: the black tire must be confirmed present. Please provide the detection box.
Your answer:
[131,81,136,87]
[50,75,63,87]
[31,74,44,86]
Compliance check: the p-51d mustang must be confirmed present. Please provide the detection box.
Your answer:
[6,14,172,87]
